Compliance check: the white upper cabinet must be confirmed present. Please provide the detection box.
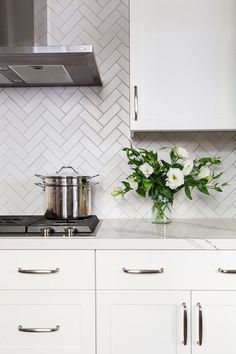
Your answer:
[130,0,236,132]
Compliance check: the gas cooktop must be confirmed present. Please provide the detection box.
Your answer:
[0,215,100,237]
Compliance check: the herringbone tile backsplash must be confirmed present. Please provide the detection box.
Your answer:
[0,0,235,218]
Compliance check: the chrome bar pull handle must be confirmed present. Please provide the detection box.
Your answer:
[122,267,164,274]
[218,268,236,274]
[134,85,138,121]
[197,303,203,346]
[182,303,188,346]
[18,268,59,274]
[18,325,60,333]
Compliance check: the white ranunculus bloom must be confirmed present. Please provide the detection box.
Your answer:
[139,162,154,178]
[176,147,189,160]
[196,166,211,180]
[166,168,185,190]
[127,177,138,191]
[182,159,194,176]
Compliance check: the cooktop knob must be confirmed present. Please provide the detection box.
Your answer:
[40,227,53,237]
[64,227,77,237]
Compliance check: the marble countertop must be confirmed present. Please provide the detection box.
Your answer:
[99,218,236,239]
[0,218,235,250]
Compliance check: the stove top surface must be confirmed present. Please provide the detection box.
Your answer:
[0,215,100,237]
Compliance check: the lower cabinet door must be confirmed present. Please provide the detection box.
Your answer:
[97,291,190,354]
[0,291,95,354]
[192,291,236,354]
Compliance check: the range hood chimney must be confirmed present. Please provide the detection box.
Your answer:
[0,0,102,87]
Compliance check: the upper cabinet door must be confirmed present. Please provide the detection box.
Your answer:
[130,0,236,132]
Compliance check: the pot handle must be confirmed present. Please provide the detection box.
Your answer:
[56,166,79,174]
[35,182,45,191]
[35,174,45,180]
[90,174,99,179]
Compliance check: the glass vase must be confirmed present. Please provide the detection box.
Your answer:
[152,196,171,224]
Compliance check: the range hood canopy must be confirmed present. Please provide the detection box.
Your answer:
[0,0,102,87]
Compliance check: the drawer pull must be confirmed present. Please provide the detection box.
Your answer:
[18,268,59,274]
[122,267,164,274]
[197,303,203,346]
[18,325,60,333]
[182,303,188,346]
[218,268,236,274]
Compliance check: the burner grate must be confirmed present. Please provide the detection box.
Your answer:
[0,215,100,235]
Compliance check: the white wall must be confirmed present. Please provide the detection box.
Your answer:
[0,0,235,218]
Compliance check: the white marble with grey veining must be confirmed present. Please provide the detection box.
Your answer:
[99,218,236,239]
[0,219,234,250]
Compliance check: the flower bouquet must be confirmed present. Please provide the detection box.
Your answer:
[112,146,227,224]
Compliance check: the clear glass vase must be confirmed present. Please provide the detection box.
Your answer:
[152,196,171,224]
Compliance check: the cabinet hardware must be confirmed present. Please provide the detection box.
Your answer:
[218,268,236,274]
[182,303,188,345]
[197,303,203,346]
[18,325,60,333]
[122,267,164,274]
[134,85,138,121]
[18,268,59,274]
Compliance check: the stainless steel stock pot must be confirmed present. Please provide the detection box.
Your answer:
[35,166,98,219]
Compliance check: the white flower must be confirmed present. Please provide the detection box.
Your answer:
[111,187,124,202]
[182,159,194,176]
[127,177,138,191]
[196,166,211,180]
[139,162,154,178]
[166,168,185,190]
[176,147,189,160]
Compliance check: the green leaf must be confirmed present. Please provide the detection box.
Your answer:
[122,181,130,188]
[197,183,209,195]
[159,186,172,199]
[161,160,171,169]
[170,149,178,164]
[197,157,221,166]
[184,175,197,187]
[172,163,183,170]
[212,172,223,180]
[143,179,152,192]
[136,188,146,198]
[128,160,140,166]
[185,184,192,200]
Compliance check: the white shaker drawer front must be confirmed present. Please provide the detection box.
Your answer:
[0,291,95,354]
[0,251,94,289]
[96,251,236,290]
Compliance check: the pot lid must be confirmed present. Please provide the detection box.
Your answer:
[35,166,99,179]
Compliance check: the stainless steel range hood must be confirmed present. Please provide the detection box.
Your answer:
[0,0,102,86]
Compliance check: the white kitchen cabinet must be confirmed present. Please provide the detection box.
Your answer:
[97,291,191,354]
[0,250,96,354]
[1,240,236,353]
[0,250,95,290]
[0,291,95,354]
[97,250,236,290]
[130,0,236,132]
[192,291,236,354]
